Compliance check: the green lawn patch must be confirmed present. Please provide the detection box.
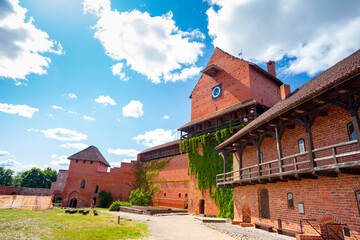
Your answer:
[0,208,148,239]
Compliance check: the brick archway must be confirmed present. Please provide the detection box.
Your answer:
[241,204,251,223]
[67,190,79,207]
[318,214,344,240]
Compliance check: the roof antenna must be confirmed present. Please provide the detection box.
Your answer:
[238,49,243,59]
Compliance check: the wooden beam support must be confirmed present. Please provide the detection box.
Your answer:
[295,109,306,114]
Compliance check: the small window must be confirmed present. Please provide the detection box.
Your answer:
[164,193,166,197]
[259,152,263,164]
[298,139,305,153]
[94,185,99,194]
[179,193,181,198]
[91,161,93,164]
[287,193,294,208]
[348,123,357,141]
[80,179,86,189]
[185,193,188,198]
[76,160,78,163]
[83,160,86,164]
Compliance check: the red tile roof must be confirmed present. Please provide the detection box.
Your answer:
[216,49,360,150]
[68,145,111,167]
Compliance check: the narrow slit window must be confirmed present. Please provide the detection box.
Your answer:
[80,179,86,189]
[287,193,294,208]
[348,123,357,141]
[260,152,263,164]
[83,160,86,164]
[94,185,99,194]
[298,139,305,153]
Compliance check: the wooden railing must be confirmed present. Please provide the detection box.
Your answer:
[217,140,360,186]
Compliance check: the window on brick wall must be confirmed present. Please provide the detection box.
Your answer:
[355,190,360,214]
[287,193,294,208]
[80,179,86,189]
[94,185,99,194]
[164,193,166,197]
[76,160,78,163]
[260,152,263,164]
[179,193,181,198]
[298,139,305,153]
[91,161,93,164]
[348,122,357,141]
[83,160,86,164]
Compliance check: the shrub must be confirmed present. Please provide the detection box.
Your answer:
[109,201,131,211]
[98,190,113,208]
[129,188,152,206]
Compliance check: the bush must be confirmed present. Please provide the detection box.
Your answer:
[129,188,152,206]
[98,190,113,208]
[109,201,131,211]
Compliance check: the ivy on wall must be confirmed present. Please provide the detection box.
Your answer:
[179,123,248,219]
[134,157,172,195]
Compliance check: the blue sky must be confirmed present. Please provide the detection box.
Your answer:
[1,0,360,171]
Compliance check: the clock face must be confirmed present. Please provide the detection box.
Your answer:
[212,84,221,99]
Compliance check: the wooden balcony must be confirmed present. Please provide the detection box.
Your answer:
[217,140,360,188]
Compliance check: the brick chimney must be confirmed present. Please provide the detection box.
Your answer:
[280,84,291,100]
[267,60,276,77]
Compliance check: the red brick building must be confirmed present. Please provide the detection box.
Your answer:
[51,145,137,208]
[216,49,360,239]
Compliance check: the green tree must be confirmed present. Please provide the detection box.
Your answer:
[43,167,58,188]
[98,190,113,208]
[11,171,23,187]
[0,166,14,186]
[21,168,45,188]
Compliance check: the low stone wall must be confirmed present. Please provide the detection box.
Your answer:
[0,186,51,196]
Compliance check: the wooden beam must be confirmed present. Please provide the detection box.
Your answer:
[280,116,289,121]
[275,127,283,174]
[338,89,350,94]
[267,123,277,127]
[295,109,306,114]
[339,168,360,175]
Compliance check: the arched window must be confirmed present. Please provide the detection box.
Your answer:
[164,192,166,197]
[298,139,305,153]
[80,179,86,189]
[348,123,357,140]
[179,193,181,198]
[287,193,294,208]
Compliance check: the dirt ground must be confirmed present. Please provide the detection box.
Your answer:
[107,211,235,240]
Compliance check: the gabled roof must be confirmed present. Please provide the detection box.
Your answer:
[67,145,111,167]
[178,98,259,131]
[216,49,360,150]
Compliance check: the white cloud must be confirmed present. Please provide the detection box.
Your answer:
[162,115,170,120]
[52,105,63,110]
[133,128,179,147]
[0,151,10,156]
[68,110,78,115]
[0,0,63,83]
[95,95,116,106]
[67,93,77,99]
[164,66,201,83]
[47,113,52,117]
[110,159,134,168]
[111,62,128,81]
[83,115,95,121]
[0,159,20,167]
[40,128,87,141]
[206,0,360,76]
[27,128,39,132]
[122,100,144,118]
[50,154,69,166]
[83,0,204,83]
[107,148,139,158]
[59,142,89,150]
[0,102,38,118]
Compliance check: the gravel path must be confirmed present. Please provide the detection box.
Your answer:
[105,211,294,240]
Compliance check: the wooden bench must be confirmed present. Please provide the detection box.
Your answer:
[277,228,301,237]
[254,223,274,232]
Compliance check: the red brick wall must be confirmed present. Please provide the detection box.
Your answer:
[0,186,51,196]
[190,48,281,121]
[59,160,137,207]
[232,104,360,239]
[249,66,281,108]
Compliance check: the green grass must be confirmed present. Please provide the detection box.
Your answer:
[0,208,148,239]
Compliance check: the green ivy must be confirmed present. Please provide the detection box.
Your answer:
[179,124,248,219]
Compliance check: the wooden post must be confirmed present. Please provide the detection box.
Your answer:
[234,143,246,180]
[350,108,360,149]
[275,127,283,173]
[219,151,228,180]
[250,135,264,177]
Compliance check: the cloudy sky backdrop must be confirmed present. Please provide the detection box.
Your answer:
[1,0,360,171]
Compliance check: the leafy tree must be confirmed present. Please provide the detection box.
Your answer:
[43,167,58,188]
[11,171,23,187]
[21,168,45,188]
[98,190,113,208]
[0,166,14,186]
[129,188,152,206]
